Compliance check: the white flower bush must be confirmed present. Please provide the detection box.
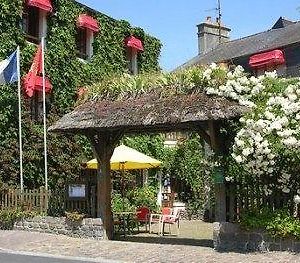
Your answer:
[203,63,300,195]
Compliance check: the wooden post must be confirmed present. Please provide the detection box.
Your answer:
[89,131,123,240]
[228,183,235,222]
[208,120,226,222]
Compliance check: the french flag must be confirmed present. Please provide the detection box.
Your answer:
[0,50,18,85]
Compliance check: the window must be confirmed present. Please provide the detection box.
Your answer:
[76,28,94,60]
[30,92,50,121]
[76,28,88,60]
[124,36,144,75]
[76,14,99,61]
[255,64,286,77]
[162,132,187,148]
[23,6,40,43]
[126,48,138,75]
[22,5,47,44]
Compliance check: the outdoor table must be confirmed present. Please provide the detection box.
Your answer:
[114,211,135,237]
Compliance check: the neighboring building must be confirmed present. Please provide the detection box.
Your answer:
[177,17,300,77]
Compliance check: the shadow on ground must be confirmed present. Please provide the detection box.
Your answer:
[113,220,214,248]
[115,235,213,247]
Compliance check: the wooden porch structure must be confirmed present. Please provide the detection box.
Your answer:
[49,93,246,239]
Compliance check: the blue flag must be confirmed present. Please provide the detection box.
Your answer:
[0,50,18,85]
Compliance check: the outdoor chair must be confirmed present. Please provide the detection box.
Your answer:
[160,207,181,236]
[149,207,172,234]
[136,207,150,232]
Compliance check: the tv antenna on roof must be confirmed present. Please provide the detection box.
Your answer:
[205,0,222,44]
[217,0,222,44]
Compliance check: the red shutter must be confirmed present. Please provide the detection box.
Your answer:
[249,50,285,68]
[77,14,99,33]
[27,0,53,12]
[125,36,144,52]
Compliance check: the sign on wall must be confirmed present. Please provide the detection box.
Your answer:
[68,184,86,198]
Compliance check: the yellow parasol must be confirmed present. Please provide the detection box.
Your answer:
[86,144,162,215]
[86,144,162,170]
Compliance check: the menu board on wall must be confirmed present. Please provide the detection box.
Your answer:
[68,184,86,198]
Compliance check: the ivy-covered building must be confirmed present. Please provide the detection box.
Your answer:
[0,0,161,189]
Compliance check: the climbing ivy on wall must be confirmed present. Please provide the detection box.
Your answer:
[0,0,162,189]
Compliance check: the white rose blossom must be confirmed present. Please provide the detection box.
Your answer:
[203,64,300,192]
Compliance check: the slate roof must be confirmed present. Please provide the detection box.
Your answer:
[177,19,300,70]
[272,17,295,29]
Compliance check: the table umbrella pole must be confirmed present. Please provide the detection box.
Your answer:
[121,164,126,236]
[122,169,125,211]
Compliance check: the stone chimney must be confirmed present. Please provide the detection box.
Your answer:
[197,16,231,55]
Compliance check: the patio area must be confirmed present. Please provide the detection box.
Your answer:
[116,220,213,247]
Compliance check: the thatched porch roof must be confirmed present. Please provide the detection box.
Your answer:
[49,92,246,134]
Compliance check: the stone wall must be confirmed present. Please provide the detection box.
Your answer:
[14,216,103,240]
[213,222,300,252]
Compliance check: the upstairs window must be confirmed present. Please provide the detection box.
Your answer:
[76,28,88,60]
[22,0,52,44]
[125,36,144,75]
[126,48,138,75]
[23,6,40,44]
[76,14,99,61]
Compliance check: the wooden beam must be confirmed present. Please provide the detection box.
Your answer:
[208,120,219,153]
[89,130,123,240]
[197,126,211,145]
[208,120,226,222]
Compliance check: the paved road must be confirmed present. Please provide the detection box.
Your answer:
[0,251,119,263]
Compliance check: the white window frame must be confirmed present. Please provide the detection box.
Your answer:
[39,9,48,40]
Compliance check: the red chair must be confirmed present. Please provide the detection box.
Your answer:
[160,208,181,236]
[136,207,150,232]
[149,207,172,234]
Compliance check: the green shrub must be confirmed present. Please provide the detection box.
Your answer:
[240,207,300,239]
[0,208,38,230]
[111,193,135,213]
[127,186,158,211]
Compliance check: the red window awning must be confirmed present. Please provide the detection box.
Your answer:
[34,76,52,93]
[125,36,144,52]
[23,76,52,97]
[249,49,285,68]
[27,0,53,13]
[77,14,99,33]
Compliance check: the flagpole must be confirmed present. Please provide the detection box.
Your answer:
[17,46,24,192]
[41,37,48,191]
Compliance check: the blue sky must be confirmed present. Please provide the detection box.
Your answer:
[78,0,299,71]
